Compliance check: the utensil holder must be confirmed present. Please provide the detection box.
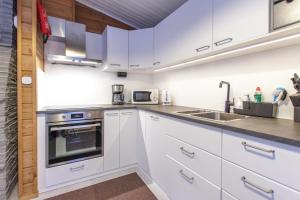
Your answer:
[290,94,300,123]
[234,102,278,118]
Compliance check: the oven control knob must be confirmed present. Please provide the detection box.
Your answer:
[61,115,67,119]
[86,112,92,118]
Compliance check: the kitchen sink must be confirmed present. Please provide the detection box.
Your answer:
[191,112,247,122]
[176,109,211,115]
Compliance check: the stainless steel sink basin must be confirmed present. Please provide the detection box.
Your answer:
[191,112,247,122]
[176,109,211,115]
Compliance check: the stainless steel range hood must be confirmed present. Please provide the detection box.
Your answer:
[47,17,102,67]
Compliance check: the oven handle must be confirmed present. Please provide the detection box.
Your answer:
[50,123,101,131]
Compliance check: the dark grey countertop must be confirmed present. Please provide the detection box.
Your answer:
[37,104,300,147]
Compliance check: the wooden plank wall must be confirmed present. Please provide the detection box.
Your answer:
[42,0,134,33]
[43,0,75,21]
[75,2,134,33]
[17,0,41,199]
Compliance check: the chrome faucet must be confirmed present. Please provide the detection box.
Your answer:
[219,81,234,113]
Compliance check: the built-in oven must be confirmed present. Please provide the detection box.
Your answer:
[46,110,104,168]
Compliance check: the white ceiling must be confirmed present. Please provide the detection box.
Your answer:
[76,0,188,29]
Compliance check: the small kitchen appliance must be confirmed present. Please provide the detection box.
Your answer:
[161,90,172,105]
[132,89,159,105]
[112,84,125,105]
[273,0,300,30]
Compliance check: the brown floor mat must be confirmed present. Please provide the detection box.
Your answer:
[47,173,158,200]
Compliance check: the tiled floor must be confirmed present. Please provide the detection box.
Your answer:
[47,173,157,200]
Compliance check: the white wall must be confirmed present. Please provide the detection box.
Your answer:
[38,44,300,119]
[37,64,153,109]
[153,45,300,119]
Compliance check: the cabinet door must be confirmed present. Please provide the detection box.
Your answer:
[145,113,167,190]
[137,111,150,175]
[103,26,129,71]
[86,32,103,60]
[129,28,154,69]
[213,0,270,49]
[120,109,137,167]
[104,110,120,171]
[154,0,212,68]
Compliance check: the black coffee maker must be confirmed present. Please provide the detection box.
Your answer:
[290,73,300,123]
[112,84,125,105]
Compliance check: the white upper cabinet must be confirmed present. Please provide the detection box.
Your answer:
[154,0,213,68]
[213,0,270,50]
[103,26,129,72]
[86,32,103,60]
[129,28,154,70]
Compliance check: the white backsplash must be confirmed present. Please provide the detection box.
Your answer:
[153,44,300,120]
[37,64,153,109]
[38,44,300,119]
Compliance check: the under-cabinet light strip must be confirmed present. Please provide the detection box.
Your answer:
[154,33,300,72]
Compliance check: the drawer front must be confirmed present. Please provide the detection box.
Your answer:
[223,130,300,191]
[164,155,221,200]
[163,115,222,156]
[45,157,103,187]
[222,160,300,200]
[222,191,238,200]
[165,135,221,187]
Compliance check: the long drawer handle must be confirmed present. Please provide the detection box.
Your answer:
[106,113,119,117]
[70,164,85,172]
[179,169,194,184]
[180,147,195,158]
[50,123,100,131]
[153,62,160,66]
[242,142,275,153]
[214,38,233,46]
[121,112,133,115]
[150,116,159,121]
[241,176,274,194]
[110,63,121,67]
[130,64,140,68]
[196,45,210,52]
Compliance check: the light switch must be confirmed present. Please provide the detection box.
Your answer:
[22,76,32,85]
[14,16,17,28]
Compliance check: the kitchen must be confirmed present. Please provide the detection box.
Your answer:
[2,0,300,199]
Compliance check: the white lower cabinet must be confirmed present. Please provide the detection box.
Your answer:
[164,155,221,200]
[104,109,138,171]
[165,135,221,187]
[222,160,300,200]
[137,110,150,176]
[223,130,300,191]
[145,112,168,190]
[163,116,222,156]
[45,157,103,187]
[222,191,238,200]
[104,110,120,171]
[120,109,137,167]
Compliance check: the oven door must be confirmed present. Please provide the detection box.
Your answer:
[47,120,103,167]
[133,91,152,103]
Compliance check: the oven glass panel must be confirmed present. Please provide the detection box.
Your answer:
[133,91,152,102]
[48,121,102,167]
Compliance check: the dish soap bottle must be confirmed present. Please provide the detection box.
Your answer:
[254,87,263,103]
